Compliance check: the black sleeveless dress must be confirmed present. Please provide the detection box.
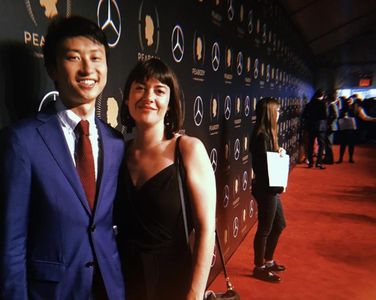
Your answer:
[117,138,193,300]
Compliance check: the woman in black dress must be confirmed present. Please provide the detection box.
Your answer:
[116,58,216,300]
[250,97,287,283]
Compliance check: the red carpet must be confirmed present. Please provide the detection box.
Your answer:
[209,144,376,300]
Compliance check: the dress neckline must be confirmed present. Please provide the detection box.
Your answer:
[128,163,176,191]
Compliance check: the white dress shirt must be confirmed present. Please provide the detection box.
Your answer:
[55,99,100,180]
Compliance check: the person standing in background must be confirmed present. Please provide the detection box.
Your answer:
[304,89,328,169]
[323,93,339,164]
[0,16,125,299]
[116,58,216,300]
[250,97,287,283]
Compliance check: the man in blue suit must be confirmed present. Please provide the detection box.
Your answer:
[0,16,125,299]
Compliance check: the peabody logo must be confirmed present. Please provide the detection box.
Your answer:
[225,141,230,162]
[38,91,59,111]
[211,42,220,71]
[138,1,160,53]
[193,96,204,126]
[193,31,205,65]
[225,48,232,69]
[25,0,71,26]
[97,0,121,48]
[24,0,71,56]
[171,25,184,63]
[235,97,241,115]
[210,94,219,122]
[233,177,239,196]
[246,56,251,73]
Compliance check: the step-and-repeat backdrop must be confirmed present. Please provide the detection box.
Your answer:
[0,0,314,281]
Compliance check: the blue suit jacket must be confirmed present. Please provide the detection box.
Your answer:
[0,108,126,300]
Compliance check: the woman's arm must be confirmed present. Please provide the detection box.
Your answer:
[357,106,376,122]
[179,135,216,300]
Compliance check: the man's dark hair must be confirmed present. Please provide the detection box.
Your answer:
[313,88,325,99]
[43,15,109,68]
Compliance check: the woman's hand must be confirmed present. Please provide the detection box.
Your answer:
[278,147,286,157]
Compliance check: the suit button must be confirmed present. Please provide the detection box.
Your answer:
[90,225,96,232]
[85,261,95,268]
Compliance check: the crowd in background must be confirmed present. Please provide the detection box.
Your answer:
[300,90,376,168]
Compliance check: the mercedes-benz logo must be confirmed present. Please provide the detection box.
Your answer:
[244,96,250,117]
[254,58,259,79]
[211,247,217,267]
[227,0,234,21]
[234,139,240,160]
[236,51,243,75]
[193,96,203,126]
[210,148,218,173]
[249,199,254,218]
[38,91,59,111]
[224,96,231,120]
[242,171,248,191]
[171,25,184,63]
[97,0,121,48]
[233,217,239,238]
[211,42,220,72]
[247,10,253,34]
[223,185,230,208]
[262,23,267,44]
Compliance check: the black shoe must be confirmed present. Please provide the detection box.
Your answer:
[336,159,343,164]
[315,164,326,169]
[308,164,313,168]
[265,262,286,272]
[253,267,281,283]
[349,159,355,163]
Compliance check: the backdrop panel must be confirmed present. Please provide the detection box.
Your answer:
[0,0,314,283]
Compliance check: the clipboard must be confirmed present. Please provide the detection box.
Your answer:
[266,152,290,188]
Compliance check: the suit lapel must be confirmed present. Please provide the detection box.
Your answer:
[37,113,92,215]
[94,120,111,214]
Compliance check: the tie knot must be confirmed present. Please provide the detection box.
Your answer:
[75,120,90,136]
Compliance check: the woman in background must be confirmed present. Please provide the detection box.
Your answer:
[116,58,216,300]
[250,97,287,283]
[337,96,358,163]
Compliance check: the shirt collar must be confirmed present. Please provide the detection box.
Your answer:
[55,98,96,134]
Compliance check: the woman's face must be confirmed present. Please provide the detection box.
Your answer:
[276,106,280,122]
[126,77,170,128]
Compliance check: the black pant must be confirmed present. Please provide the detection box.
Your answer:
[324,130,334,163]
[338,129,356,161]
[307,130,326,165]
[253,190,286,266]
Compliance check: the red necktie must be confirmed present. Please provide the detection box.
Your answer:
[75,120,96,210]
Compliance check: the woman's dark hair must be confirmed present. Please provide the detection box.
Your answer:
[43,15,109,69]
[121,58,184,139]
[253,97,280,151]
